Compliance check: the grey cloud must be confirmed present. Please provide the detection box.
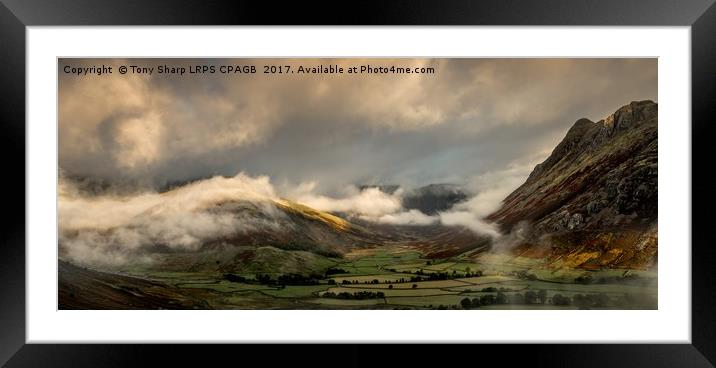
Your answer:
[59,58,657,195]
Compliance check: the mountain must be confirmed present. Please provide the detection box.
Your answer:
[402,183,468,215]
[58,196,390,274]
[171,197,488,270]
[487,100,658,269]
[207,198,386,256]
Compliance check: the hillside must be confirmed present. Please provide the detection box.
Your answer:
[487,101,658,269]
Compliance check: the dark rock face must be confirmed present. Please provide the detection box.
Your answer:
[402,183,468,215]
[487,101,658,268]
[358,183,468,215]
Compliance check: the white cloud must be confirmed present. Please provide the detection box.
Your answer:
[439,211,500,238]
[59,172,284,266]
[436,158,542,238]
[374,209,437,226]
[291,185,403,218]
[59,58,658,188]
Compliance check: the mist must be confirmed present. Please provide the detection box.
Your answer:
[59,172,287,266]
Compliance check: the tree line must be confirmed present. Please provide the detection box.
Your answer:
[456,291,616,309]
[321,291,386,300]
[223,273,322,286]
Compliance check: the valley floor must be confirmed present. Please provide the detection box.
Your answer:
[59,245,657,310]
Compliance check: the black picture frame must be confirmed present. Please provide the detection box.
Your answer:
[1,0,715,366]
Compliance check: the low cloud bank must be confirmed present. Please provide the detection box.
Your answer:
[59,172,286,266]
[286,182,439,226]
[374,209,438,226]
[436,161,537,242]
[288,183,403,218]
[439,211,500,238]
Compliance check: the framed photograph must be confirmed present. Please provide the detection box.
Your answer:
[2,0,715,366]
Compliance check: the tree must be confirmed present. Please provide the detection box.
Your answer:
[573,294,590,309]
[552,294,571,306]
[575,274,593,284]
[224,274,247,283]
[594,293,610,308]
[525,290,538,304]
[496,292,508,305]
[460,298,472,309]
[412,284,418,289]
[538,289,548,304]
[510,293,525,305]
[481,294,496,305]
[388,284,393,289]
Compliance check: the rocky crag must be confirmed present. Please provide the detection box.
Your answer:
[488,101,658,269]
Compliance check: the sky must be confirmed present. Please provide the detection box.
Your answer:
[58,58,657,196]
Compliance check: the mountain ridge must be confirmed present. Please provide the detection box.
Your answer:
[487,100,658,269]
[489,100,657,232]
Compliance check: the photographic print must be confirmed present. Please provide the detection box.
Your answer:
[58,58,657,310]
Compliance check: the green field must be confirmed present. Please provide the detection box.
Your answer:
[119,246,656,309]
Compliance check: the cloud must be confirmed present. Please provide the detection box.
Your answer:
[459,159,541,214]
[286,182,442,225]
[58,172,285,266]
[374,209,438,226]
[290,184,402,218]
[434,157,543,238]
[59,58,658,191]
[439,211,500,238]
[490,221,533,253]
